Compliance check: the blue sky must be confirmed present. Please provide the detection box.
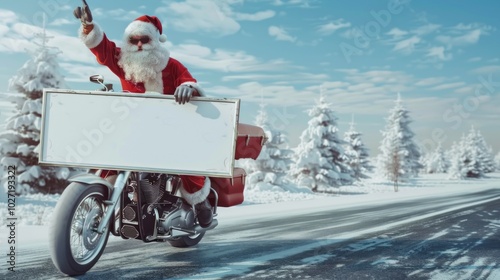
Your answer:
[0,0,499,155]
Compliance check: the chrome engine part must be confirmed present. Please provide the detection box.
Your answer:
[121,225,139,239]
[139,173,165,204]
[159,201,196,232]
[120,173,216,241]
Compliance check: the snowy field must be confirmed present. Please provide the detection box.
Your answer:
[1,172,499,242]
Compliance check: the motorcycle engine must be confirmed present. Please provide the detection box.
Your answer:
[120,173,196,240]
[140,173,165,204]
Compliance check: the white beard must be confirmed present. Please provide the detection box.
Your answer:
[118,42,170,93]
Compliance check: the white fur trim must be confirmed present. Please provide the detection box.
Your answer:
[159,34,167,43]
[124,20,160,42]
[180,81,206,97]
[180,177,211,205]
[143,71,164,93]
[79,23,104,49]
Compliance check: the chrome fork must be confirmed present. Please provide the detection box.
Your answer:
[97,171,131,234]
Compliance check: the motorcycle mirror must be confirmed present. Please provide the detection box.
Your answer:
[89,74,104,84]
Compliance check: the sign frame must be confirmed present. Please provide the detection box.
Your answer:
[39,89,240,178]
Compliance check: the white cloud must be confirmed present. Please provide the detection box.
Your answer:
[268,26,296,42]
[468,57,482,62]
[426,46,452,61]
[412,23,441,36]
[393,36,421,54]
[59,62,121,84]
[156,0,275,36]
[470,65,500,75]
[341,69,414,86]
[272,0,315,7]
[386,28,408,39]
[49,18,74,26]
[156,0,240,36]
[235,10,275,21]
[222,72,329,84]
[453,85,477,95]
[0,9,17,24]
[347,83,375,92]
[205,82,314,106]
[414,77,447,87]
[451,23,493,33]
[436,29,483,47]
[170,43,292,73]
[0,24,8,37]
[108,9,143,20]
[317,19,351,35]
[429,82,466,91]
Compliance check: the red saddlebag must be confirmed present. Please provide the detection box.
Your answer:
[209,168,246,207]
[235,123,266,160]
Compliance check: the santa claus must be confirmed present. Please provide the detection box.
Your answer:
[74,1,212,227]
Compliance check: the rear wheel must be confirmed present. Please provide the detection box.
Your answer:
[49,183,110,276]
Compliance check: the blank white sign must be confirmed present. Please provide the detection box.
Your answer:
[39,90,239,177]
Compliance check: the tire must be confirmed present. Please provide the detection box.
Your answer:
[49,183,110,276]
[168,232,205,248]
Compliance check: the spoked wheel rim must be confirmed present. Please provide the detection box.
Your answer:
[69,192,108,265]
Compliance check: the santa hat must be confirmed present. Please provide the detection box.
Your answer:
[124,15,167,43]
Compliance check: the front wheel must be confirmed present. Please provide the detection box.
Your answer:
[49,183,110,276]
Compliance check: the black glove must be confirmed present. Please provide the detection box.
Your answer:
[174,85,196,104]
[73,0,93,25]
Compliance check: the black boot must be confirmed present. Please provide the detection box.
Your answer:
[195,199,213,228]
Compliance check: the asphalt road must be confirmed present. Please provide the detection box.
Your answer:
[3,189,500,280]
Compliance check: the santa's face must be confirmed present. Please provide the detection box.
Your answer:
[118,34,170,84]
[128,35,152,51]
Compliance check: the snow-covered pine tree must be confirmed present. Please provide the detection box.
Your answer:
[343,117,373,180]
[289,96,353,192]
[0,23,79,194]
[495,151,500,171]
[448,127,485,179]
[419,152,431,174]
[474,129,496,173]
[425,142,449,173]
[377,94,422,184]
[244,104,304,192]
[448,137,467,179]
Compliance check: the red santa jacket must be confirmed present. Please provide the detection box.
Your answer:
[82,24,202,96]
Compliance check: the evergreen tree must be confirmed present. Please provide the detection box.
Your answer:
[495,151,500,171]
[289,96,353,192]
[245,104,304,192]
[448,137,467,179]
[448,127,485,179]
[474,129,496,173]
[377,94,422,184]
[419,151,431,174]
[343,118,373,180]
[0,24,79,194]
[425,142,449,173]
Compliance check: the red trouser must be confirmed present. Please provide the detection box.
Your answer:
[98,170,205,193]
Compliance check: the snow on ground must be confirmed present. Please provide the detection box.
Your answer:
[2,172,500,227]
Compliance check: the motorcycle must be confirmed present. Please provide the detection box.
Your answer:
[41,76,266,276]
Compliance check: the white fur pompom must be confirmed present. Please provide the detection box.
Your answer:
[159,34,167,43]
